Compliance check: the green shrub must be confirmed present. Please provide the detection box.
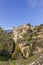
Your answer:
[12,45,22,59]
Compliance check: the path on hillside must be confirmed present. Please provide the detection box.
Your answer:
[0,54,43,65]
[29,54,43,65]
[15,54,43,65]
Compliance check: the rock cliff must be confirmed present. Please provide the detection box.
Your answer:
[12,24,43,58]
[0,24,43,65]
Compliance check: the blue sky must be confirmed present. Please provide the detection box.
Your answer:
[0,0,43,29]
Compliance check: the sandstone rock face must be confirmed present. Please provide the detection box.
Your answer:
[13,24,33,58]
[32,24,43,54]
[13,24,33,43]
[12,24,43,58]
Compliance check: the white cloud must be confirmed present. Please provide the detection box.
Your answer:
[32,0,36,8]
[26,0,36,8]
[26,0,43,8]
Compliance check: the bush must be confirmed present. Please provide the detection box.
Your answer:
[12,44,22,59]
[0,28,15,58]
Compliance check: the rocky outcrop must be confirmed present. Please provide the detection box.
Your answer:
[12,24,33,58]
[13,24,33,43]
[12,24,43,58]
[0,24,43,65]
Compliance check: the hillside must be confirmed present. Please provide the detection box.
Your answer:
[0,24,43,65]
[12,24,43,59]
[6,29,12,33]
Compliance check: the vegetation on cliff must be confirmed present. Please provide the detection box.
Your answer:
[0,24,43,65]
